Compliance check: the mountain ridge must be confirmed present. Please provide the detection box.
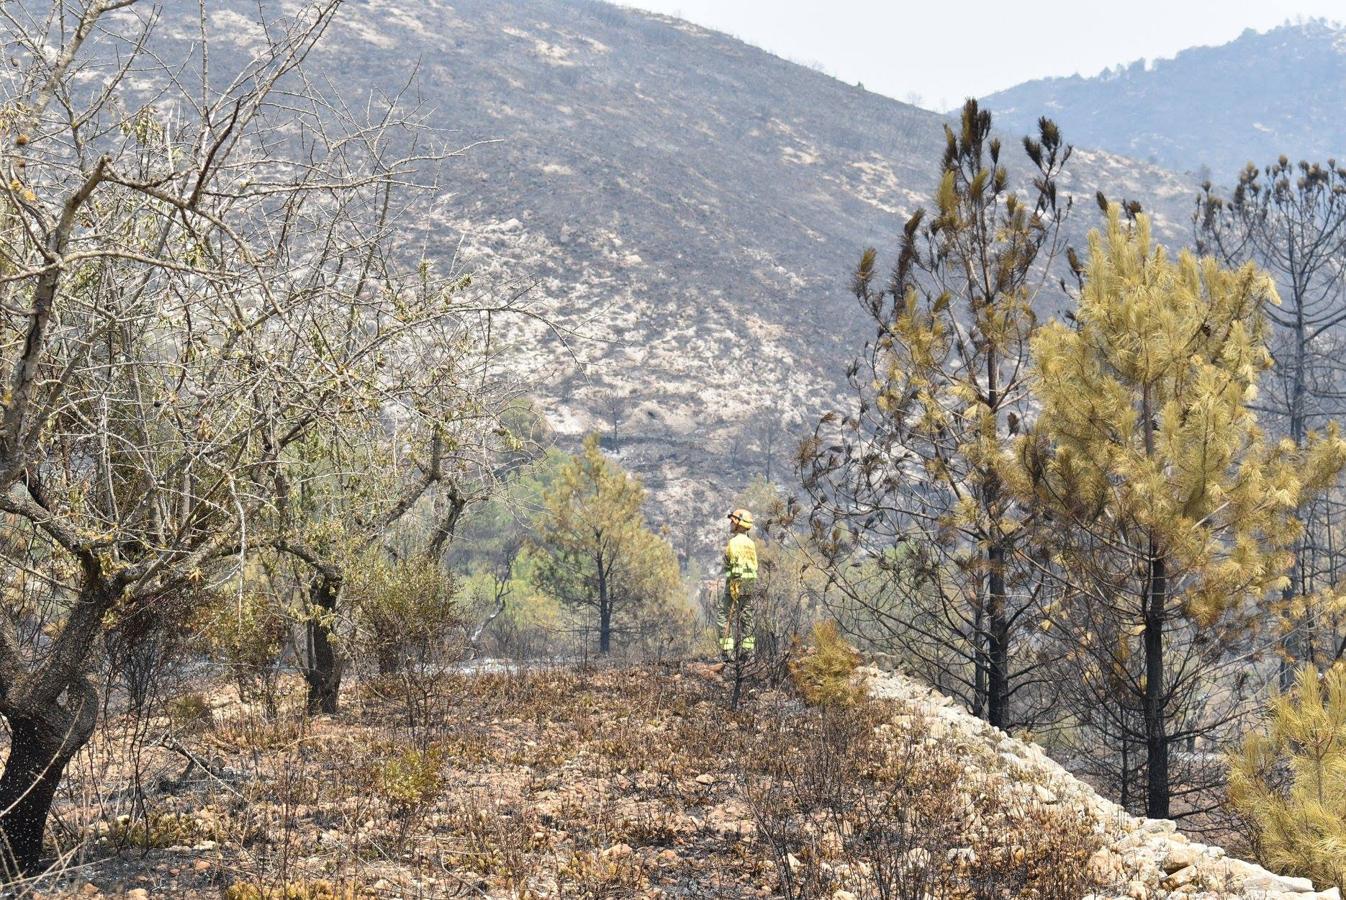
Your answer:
[982,19,1346,177]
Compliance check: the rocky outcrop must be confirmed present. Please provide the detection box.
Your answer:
[865,667,1341,900]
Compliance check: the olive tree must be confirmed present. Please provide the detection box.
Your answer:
[0,0,511,873]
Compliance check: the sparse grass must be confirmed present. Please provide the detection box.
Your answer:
[224,879,371,900]
[25,664,1109,898]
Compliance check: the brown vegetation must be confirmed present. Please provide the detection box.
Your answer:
[6,665,1104,898]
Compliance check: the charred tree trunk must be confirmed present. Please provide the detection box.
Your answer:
[303,572,344,715]
[984,342,1011,730]
[987,543,1010,730]
[971,601,987,720]
[596,552,613,656]
[1281,311,1309,689]
[0,678,98,875]
[1142,549,1170,819]
[598,598,612,656]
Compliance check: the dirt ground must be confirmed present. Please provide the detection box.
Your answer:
[7,663,1102,899]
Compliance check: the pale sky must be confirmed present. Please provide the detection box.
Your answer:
[619,1,1345,110]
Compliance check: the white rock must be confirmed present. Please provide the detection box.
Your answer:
[1160,865,1198,891]
[1163,845,1199,873]
[1242,872,1316,893]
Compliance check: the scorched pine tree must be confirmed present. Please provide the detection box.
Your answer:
[1016,207,1346,818]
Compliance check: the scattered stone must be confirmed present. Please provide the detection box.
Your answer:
[603,843,633,859]
[126,891,149,900]
[1242,872,1317,893]
[861,666,1332,900]
[1160,864,1198,891]
[1142,817,1177,835]
[695,773,715,785]
[946,847,977,867]
[1087,848,1124,882]
[1163,845,1199,873]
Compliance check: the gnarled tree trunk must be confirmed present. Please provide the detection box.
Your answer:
[0,677,98,875]
[303,572,344,715]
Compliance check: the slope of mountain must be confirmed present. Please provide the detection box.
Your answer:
[982,19,1346,178]
[134,0,1195,544]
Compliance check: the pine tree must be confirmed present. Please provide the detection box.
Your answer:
[1196,160,1346,684]
[1017,207,1346,818]
[532,434,680,654]
[801,100,1071,729]
[1229,665,1346,890]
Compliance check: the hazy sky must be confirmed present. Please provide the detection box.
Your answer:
[618,1,1344,110]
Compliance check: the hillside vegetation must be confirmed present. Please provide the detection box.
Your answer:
[131,0,1199,534]
[983,19,1346,176]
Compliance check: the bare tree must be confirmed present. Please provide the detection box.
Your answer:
[0,0,521,873]
[1196,158,1346,682]
[749,407,795,484]
[595,387,630,447]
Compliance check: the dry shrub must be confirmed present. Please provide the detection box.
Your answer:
[789,620,865,706]
[443,797,549,896]
[209,710,308,752]
[53,662,1105,899]
[558,846,646,897]
[225,879,370,900]
[742,695,1103,900]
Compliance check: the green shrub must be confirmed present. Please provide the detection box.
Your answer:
[1229,664,1346,890]
[207,590,288,716]
[346,552,463,675]
[789,621,864,706]
[374,745,445,832]
[102,810,218,850]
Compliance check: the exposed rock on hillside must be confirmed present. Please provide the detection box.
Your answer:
[127,0,1197,544]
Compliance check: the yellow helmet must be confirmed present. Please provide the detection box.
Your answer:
[728,508,754,530]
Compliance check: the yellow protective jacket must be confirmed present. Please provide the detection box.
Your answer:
[724,533,759,582]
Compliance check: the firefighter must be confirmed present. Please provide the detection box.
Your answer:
[719,508,758,661]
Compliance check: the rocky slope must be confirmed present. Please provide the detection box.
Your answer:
[867,666,1341,900]
[982,19,1346,178]
[128,0,1198,545]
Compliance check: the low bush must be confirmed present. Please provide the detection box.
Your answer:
[374,744,445,836]
[789,620,864,706]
